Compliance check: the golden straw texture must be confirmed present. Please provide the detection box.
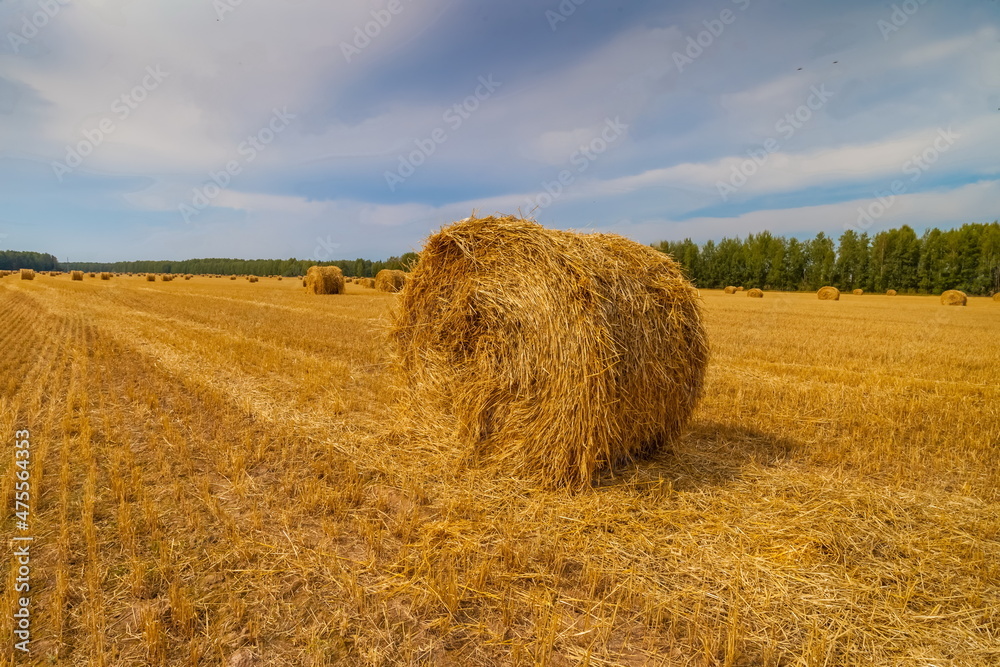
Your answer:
[818,286,840,300]
[305,265,345,295]
[391,215,708,489]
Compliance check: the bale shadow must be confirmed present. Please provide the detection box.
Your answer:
[593,420,801,492]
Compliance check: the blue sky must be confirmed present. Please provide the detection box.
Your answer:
[1,0,998,262]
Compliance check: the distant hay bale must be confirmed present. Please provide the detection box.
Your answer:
[305,265,345,295]
[70,270,83,281]
[736,286,744,291]
[277,276,283,281]
[375,269,406,293]
[886,289,897,296]
[817,286,840,300]
[248,276,258,283]
[364,278,376,288]
[724,286,737,294]
[230,276,236,280]
[147,274,156,282]
[88,272,96,278]
[993,292,1000,302]
[184,275,192,280]
[100,272,112,280]
[160,274,173,282]
[391,215,709,489]
[747,288,764,298]
[852,289,864,295]
[20,269,35,280]
[940,290,967,306]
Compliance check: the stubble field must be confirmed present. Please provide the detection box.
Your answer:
[1,275,998,666]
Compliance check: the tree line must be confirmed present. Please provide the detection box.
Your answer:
[0,250,61,271]
[655,222,1000,295]
[60,253,420,278]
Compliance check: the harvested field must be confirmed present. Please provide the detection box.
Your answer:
[0,279,997,666]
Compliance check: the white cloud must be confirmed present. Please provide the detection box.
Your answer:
[586,115,999,206]
[596,179,1000,243]
[0,0,455,174]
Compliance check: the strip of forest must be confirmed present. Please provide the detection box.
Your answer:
[655,223,999,295]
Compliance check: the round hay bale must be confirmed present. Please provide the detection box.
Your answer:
[248,276,258,283]
[147,274,156,282]
[852,289,864,295]
[993,292,1000,302]
[886,289,897,296]
[817,286,840,300]
[100,272,112,280]
[20,269,35,280]
[160,274,173,282]
[723,285,737,294]
[88,272,96,278]
[277,276,283,281]
[391,215,709,489]
[736,286,744,292]
[184,275,192,280]
[375,269,406,293]
[940,290,967,306]
[305,265,345,295]
[230,276,236,280]
[747,288,764,298]
[364,278,376,288]
[70,270,84,281]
